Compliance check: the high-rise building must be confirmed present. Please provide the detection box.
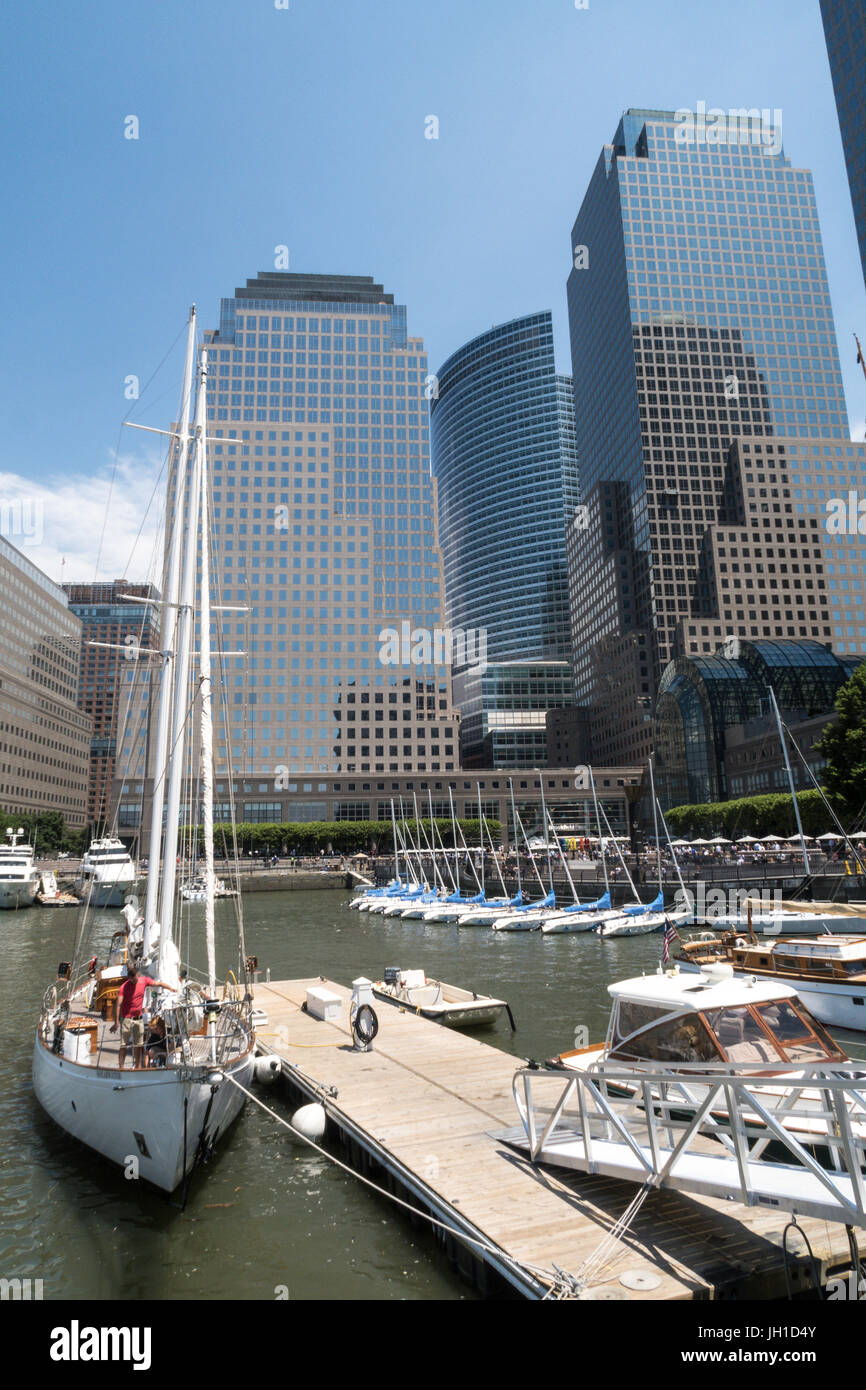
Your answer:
[821,0,866,285]
[64,581,160,829]
[566,107,863,765]
[199,272,458,783]
[430,313,580,766]
[0,535,90,827]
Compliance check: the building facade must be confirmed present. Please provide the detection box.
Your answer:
[821,0,866,285]
[430,313,580,765]
[653,637,862,808]
[199,272,459,781]
[119,765,641,850]
[566,108,862,766]
[64,581,160,830]
[0,536,90,828]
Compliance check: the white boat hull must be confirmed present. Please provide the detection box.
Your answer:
[598,911,667,938]
[0,878,40,909]
[491,911,549,932]
[77,878,138,908]
[542,908,622,935]
[455,908,509,926]
[32,1036,253,1192]
[708,911,866,936]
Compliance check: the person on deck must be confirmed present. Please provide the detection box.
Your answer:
[111,962,173,1069]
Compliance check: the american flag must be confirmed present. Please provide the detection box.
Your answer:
[661,917,679,963]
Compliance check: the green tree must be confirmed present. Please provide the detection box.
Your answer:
[816,662,866,822]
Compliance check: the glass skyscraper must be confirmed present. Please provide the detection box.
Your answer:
[821,0,866,285]
[566,108,865,765]
[197,271,458,780]
[430,313,580,766]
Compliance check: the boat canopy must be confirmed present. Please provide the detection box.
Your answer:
[607,973,846,1067]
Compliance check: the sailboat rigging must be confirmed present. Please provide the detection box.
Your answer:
[33,315,256,1193]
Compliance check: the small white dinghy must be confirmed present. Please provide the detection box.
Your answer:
[372,968,512,1029]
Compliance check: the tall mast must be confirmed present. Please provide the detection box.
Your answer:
[143,306,196,958]
[508,778,523,898]
[157,342,204,965]
[769,684,811,875]
[390,798,401,884]
[476,784,485,897]
[448,786,460,893]
[649,755,662,887]
[590,767,610,896]
[197,352,217,993]
[538,771,554,894]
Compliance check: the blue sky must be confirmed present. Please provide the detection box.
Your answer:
[1,0,864,580]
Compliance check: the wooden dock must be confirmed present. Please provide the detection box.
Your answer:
[253,977,864,1300]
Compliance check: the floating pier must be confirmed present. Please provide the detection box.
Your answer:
[253,977,864,1300]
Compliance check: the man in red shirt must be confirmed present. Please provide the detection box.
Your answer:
[111,962,174,1069]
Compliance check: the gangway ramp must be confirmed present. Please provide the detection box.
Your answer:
[502,1063,866,1229]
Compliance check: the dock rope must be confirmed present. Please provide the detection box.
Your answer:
[571,1180,656,1292]
[222,1069,577,1299]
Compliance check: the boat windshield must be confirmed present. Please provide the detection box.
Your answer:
[703,1007,780,1064]
[752,999,845,1063]
[609,1004,721,1064]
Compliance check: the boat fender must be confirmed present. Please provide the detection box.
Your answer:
[254,1055,281,1085]
[87,955,98,976]
[291,1102,327,1141]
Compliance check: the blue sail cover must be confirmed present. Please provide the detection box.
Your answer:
[622,891,664,917]
[508,890,524,906]
[517,890,555,911]
[563,890,612,915]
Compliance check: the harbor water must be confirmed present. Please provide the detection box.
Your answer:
[5,889,866,1301]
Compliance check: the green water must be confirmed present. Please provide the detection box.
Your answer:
[5,890,864,1302]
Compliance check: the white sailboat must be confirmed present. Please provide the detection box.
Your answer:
[598,759,690,937]
[33,313,255,1193]
[0,827,41,909]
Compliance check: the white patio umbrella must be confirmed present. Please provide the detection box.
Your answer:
[759,834,781,842]
[736,835,759,843]
[690,837,711,846]
[849,831,866,842]
[669,838,690,847]
[817,832,841,841]
[709,836,732,845]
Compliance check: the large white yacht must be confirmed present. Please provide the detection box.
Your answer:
[75,836,138,908]
[0,827,40,909]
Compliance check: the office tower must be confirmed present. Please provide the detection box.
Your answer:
[566,107,862,766]
[201,272,458,786]
[821,0,866,285]
[0,536,90,827]
[63,581,160,829]
[430,313,580,766]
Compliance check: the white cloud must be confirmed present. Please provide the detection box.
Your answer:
[0,450,167,588]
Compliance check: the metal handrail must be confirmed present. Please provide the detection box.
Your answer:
[513,1061,866,1227]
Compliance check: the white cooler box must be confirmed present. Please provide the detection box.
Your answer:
[306,986,342,1022]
